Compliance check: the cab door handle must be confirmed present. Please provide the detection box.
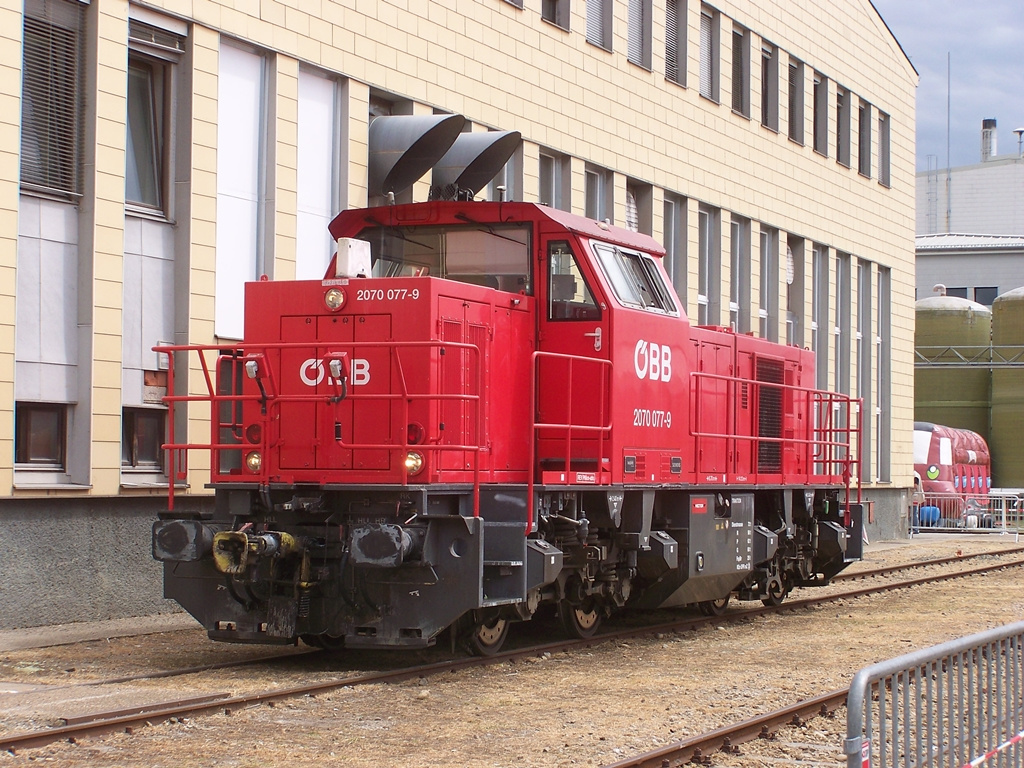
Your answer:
[583,327,602,351]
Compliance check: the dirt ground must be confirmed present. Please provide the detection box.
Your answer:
[2,534,1022,767]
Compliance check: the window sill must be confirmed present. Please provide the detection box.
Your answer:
[540,17,569,32]
[125,204,173,224]
[13,482,92,491]
[121,479,188,490]
[19,184,82,203]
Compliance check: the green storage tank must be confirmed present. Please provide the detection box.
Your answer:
[914,295,992,442]
[991,287,1024,488]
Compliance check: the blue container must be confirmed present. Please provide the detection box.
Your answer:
[919,506,941,526]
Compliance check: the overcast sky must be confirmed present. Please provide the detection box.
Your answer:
[869,0,1024,171]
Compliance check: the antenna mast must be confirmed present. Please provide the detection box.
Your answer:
[945,52,952,233]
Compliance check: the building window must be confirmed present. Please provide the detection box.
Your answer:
[297,67,342,280]
[488,145,522,202]
[975,286,999,306]
[731,26,750,116]
[586,0,612,50]
[788,57,804,144]
[663,194,686,298]
[876,267,891,482]
[858,99,872,177]
[785,236,803,346]
[15,403,67,467]
[834,252,851,394]
[584,164,611,222]
[836,86,851,167]
[857,259,872,467]
[760,41,778,131]
[542,0,570,30]
[812,244,829,389]
[539,150,570,210]
[20,0,85,195]
[126,20,185,212]
[945,287,968,299]
[126,59,161,208]
[697,205,720,326]
[878,111,891,187]
[813,71,828,156]
[729,216,751,332]
[122,408,166,471]
[504,0,524,7]
[759,226,778,341]
[625,182,652,234]
[665,0,686,85]
[627,0,652,69]
[699,6,719,101]
[625,188,639,232]
[215,42,268,340]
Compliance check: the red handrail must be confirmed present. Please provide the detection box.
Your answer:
[155,340,485,514]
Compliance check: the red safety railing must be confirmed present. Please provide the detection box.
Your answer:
[689,370,862,509]
[528,351,614,534]
[155,340,485,514]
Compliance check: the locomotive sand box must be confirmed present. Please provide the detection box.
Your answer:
[152,195,864,655]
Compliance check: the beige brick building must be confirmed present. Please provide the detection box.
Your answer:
[1,0,916,627]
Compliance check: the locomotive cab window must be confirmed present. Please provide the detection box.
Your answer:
[357,223,531,293]
[592,242,677,313]
[548,241,600,320]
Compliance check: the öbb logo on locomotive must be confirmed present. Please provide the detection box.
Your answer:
[633,339,672,382]
[152,141,862,657]
[299,357,370,387]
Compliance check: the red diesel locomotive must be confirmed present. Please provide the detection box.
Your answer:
[153,198,863,654]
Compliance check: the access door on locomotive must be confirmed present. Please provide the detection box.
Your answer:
[534,213,690,488]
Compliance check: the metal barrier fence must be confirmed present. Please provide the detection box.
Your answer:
[913,493,1024,534]
[846,621,1024,767]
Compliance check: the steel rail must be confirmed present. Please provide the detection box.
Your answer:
[3,555,1023,754]
[601,687,849,768]
[832,545,1024,582]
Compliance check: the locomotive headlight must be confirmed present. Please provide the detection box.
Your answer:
[324,288,346,311]
[404,451,425,475]
[245,450,263,473]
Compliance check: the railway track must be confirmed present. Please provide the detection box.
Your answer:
[2,550,1022,755]
[601,687,849,768]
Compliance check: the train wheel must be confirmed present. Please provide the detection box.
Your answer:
[559,598,602,639]
[465,616,510,656]
[698,596,730,616]
[761,576,788,607]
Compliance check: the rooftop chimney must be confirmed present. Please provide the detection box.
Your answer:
[981,118,997,162]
